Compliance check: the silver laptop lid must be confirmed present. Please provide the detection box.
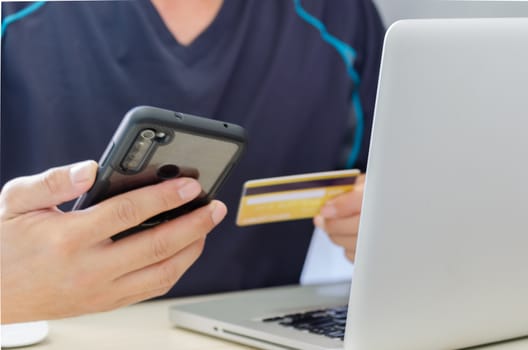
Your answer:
[347,18,528,350]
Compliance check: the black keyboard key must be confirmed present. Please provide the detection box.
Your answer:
[262,316,284,322]
[262,305,348,340]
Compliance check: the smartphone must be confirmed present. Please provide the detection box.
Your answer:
[73,106,246,240]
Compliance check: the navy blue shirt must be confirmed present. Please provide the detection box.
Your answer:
[1,0,384,296]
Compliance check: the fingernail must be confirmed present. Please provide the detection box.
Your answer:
[314,215,325,228]
[320,204,337,218]
[70,161,95,185]
[178,180,201,200]
[210,202,227,225]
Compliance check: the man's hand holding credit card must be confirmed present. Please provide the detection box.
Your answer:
[236,169,361,226]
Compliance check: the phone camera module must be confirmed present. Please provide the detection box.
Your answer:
[121,129,156,172]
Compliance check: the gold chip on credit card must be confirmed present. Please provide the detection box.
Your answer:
[236,169,360,226]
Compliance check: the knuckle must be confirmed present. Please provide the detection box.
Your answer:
[0,178,19,201]
[149,287,170,299]
[193,238,206,256]
[53,235,78,257]
[157,264,176,292]
[115,197,140,227]
[191,207,216,233]
[45,229,79,258]
[0,178,24,215]
[150,233,170,261]
[186,239,206,264]
[41,168,64,195]
[158,190,176,212]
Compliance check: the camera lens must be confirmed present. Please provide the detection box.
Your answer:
[140,129,156,139]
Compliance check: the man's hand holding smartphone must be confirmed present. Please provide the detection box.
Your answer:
[0,160,227,324]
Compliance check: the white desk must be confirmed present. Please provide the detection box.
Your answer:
[30,297,528,350]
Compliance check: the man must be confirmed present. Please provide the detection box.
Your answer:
[1,0,384,322]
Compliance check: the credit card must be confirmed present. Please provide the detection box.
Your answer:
[236,169,360,226]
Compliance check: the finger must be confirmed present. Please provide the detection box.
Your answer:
[0,161,97,217]
[356,173,366,185]
[104,200,226,277]
[327,233,357,250]
[73,177,203,243]
[315,215,360,237]
[319,184,364,219]
[344,247,356,262]
[112,238,206,299]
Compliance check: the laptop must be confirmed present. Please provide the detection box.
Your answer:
[170,18,528,350]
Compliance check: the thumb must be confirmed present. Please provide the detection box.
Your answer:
[0,160,98,216]
[319,188,363,219]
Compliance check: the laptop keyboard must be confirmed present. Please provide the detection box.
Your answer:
[261,305,348,341]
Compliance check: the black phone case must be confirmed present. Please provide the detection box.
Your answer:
[73,106,246,240]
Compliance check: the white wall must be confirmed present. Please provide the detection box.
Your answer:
[372,0,528,26]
